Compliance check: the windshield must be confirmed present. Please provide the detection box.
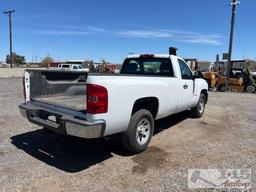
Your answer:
[121,57,174,76]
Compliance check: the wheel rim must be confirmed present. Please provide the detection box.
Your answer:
[198,97,205,114]
[136,118,151,145]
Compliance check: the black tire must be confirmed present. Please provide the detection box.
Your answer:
[43,127,53,133]
[190,93,206,118]
[246,85,256,93]
[121,109,154,153]
[218,85,226,92]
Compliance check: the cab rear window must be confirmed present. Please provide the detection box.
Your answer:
[121,58,174,76]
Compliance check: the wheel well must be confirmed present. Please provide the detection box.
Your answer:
[201,89,208,103]
[132,97,159,119]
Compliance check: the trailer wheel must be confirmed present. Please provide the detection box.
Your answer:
[246,85,256,93]
[121,109,154,153]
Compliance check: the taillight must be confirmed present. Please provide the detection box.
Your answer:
[87,84,108,114]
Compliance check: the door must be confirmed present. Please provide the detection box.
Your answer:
[178,59,195,111]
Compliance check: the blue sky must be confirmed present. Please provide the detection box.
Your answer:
[0,0,255,63]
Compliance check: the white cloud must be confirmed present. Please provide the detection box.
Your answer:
[175,34,223,45]
[118,30,173,38]
[31,26,223,45]
[86,26,107,32]
[116,29,222,45]
[180,36,222,45]
[31,30,93,35]
[31,26,106,36]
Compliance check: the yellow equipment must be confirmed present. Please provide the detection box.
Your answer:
[203,72,218,89]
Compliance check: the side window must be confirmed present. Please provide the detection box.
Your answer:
[178,59,193,79]
[62,65,70,69]
[73,66,78,70]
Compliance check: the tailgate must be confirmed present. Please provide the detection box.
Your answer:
[24,69,87,112]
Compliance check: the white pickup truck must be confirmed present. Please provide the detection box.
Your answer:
[19,48,208,153]
[56,64,89,72]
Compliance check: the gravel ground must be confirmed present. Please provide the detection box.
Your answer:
[0,77,255,192]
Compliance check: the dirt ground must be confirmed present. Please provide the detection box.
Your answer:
[0,77,255,192]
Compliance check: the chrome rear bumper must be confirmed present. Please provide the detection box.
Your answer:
[19,103,105,139]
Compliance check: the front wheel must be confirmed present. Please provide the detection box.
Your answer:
[190,93,206,118]
[121,109,154,153]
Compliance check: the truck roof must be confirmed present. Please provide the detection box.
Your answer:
[127,54,171,59]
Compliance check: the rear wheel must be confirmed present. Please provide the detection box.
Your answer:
[121,109,154,153]
[190,93,206,118]
[43,127,53,133]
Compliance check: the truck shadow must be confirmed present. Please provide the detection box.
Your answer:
[154,111,188,135]
[10,112,188,173]
[10,130,116,173]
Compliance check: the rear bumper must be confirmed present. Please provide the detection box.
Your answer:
[19,103,105,139]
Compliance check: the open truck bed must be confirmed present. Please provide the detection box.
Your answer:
[25,69,87,112]
[20,69,105,139]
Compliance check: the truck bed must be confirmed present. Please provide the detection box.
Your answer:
[36,95,86,111]
[25,70,172,112]
[25,70,87,112]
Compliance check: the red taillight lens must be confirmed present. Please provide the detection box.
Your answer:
[87,84,108,114]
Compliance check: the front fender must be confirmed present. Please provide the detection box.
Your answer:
[194,78,208,104]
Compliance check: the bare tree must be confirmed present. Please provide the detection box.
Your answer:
[41,56,54,67]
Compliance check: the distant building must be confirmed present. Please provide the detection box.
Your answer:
[198,61,211,70]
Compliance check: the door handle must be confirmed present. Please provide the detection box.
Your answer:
[183,84,188,89]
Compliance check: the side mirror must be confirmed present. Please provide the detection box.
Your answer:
[193,71,204,79]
